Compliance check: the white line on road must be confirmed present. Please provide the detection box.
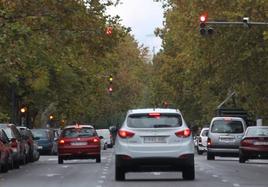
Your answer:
[152,172,161,176]
[222,179,228,183]
[62,165,70,168]
[212,174,218,178]
[233,183,240,187]
[48,158,57,161]
[100,175,106,179]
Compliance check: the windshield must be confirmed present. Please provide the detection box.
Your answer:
[127,113,182,128]
[211,120,244,133]
[246,128,268,137]
[32,129,48,139]
[62,127,96,138]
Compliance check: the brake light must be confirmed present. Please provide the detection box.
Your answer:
[59,139,65,144]
[240,139,254,146]
[207,138,211,146]
[175,128,191,138]
[118,130,135,138]
[148,113,160,117]
[93,138,99,143]
[10,138,18,148]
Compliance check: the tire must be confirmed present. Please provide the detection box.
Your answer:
[115,166,125,181]
[207,152,215,160]
[239,152,247,163]
[96,155,101,163]
[13,160,20,169]
[1,158,9,173]
[182,165,195,180]
[58,156,63,164]
[197,147,203,155]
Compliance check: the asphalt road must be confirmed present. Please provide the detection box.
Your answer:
[1,149,268,187]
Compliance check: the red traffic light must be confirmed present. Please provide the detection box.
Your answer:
[200,15,206,22]
[108,86,113,92]
[106,26,113,36]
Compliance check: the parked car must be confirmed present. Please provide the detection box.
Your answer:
[196,127,209,155]
[0,129,11,172]
[96,129,113,150]
[31,128,55,155]
[239,126,268,163]
[207,117,247,160]
[0,123,27,168]
[115,108,195,181]
[17,126,35,162]
[58,124,101,164]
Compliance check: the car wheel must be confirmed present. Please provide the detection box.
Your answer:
[207,152,215,160]
[1,158,9,173]
[13,160,20,169]
[58,156,63,164]
[96,155,101,163]
[115,166,125,181]
[197,147,203,155]
[239,152,247,163]
[182,165,195,180]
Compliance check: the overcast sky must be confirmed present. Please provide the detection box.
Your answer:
[106,0,164,54]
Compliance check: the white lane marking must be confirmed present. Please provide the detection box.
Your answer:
[212,174,218,178]
[100,175,106,179]
[46,173,61,177]
[152,172,161,176]
[48,158,57,161]
[222,179,228,183]
[102,171,107,175]
[233,184,240,187]
[98,180,104,184]
[62,165,69,168]
[103,168,108,171]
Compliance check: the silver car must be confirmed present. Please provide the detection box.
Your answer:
[115,108,195,181]
[207,117,247,160]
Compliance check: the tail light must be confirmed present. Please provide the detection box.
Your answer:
[207,138,211,146]
[118,129,135,139]
[93,138,100,143]
[240,138,254,146]
[59,139,65,144]
[10,138,18,148]
[175,128,191,138]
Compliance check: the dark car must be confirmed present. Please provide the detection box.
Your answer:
[31,128,55,155]
[239,126,268,163]
[58,124,101,164]
[0,123,27,168]
[17,126,35,162]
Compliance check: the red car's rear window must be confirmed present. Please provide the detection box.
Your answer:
[62,127,96,138]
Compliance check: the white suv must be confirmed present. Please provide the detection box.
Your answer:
[115,108,195,181]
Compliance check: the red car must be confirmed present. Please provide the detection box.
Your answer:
[0,129,13,172]
[239,126,268,163]
[58,124,101,164]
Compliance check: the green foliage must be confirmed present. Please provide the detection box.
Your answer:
[152,0,268,126]
[0,0,151,128]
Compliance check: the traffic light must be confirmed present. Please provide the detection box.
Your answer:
[108,74,113,94]
[49,115,54,120]
[105,26,113,36]
[199,14,213,36]
[20,106,27,114]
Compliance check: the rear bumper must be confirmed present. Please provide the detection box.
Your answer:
[115,154,194,172]
[240,148,268,159]
[58,146,100,159]
[208,147,239,156]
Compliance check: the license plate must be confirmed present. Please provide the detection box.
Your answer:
[38,146,43,149]
[254,142,268,145]
[71,142,87,146]
[219,138,235,142]
[144,136,167,143]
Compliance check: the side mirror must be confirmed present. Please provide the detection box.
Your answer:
[99,136,104,139]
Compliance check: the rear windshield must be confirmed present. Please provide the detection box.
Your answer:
[2,128,12,139]
[127,113,182,128]
[211,120,244,133]
[96,130,110,138]
[201,129,209,136]
[32,130,48,139]
[62,127,96,138]
[246,128,268,137]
